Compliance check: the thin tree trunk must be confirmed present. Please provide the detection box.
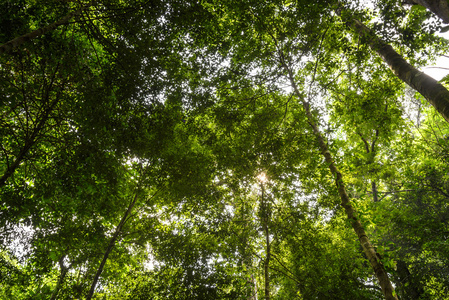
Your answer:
[396,260,424,299]
[251,274,258,300]
[261,184,270,300]
[356,130,379,202]
[337,8,449,124]
[50,255,70,300]
[372,181,379,202]
[85,193,138,300]
[0,2,91,54]
[264,232,270,300]
[279,58,398,300]
[0,80,62,187]
[241,213,257,300]
[0,139,35,187]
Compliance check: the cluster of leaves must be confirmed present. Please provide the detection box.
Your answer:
[1,0,449,299]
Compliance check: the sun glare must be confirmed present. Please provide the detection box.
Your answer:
[257,172,268,183]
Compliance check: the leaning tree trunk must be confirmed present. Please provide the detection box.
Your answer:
[86,193,138,300]
[0,75,63,187]
[278,54,398,299]
[336,8,449,124]
[404,0,449,23]
[50,255,71,300]
[0,2,92,54]
[0,99,58,186]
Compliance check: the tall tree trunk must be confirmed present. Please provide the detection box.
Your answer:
[371,181,379,202]
[250,274,258,300]
[242,217,257,300]
[85,193,138,300]
[264,232,270,300]
[356,130,380,202]
[278,56,398,300]
[404,0,449,23]
[50,255,70,300]
[396,260,424,299]
[337,8,449,124]
[0,2,91,54]
[260,184,270,300]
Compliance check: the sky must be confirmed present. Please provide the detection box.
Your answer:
[423,29,449,80]
[425,60,449,80]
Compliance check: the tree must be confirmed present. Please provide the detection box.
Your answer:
[0,1,92,54]
[336,4,449,124]
[2,0,449,299]
[403,0,449,23]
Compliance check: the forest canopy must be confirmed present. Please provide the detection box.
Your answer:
[1,0,449,299]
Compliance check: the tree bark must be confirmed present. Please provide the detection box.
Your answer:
[50,255,70,300]
[337,8,449,124]
[85,193,138,300]
[404,0,449,23]
[396,260,424,299]
[279,56,398,299]
[261,184,270,300]
[0,2,91,54]
[372,181,379,202]
[264,233,270,300]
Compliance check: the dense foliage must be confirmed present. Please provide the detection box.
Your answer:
[1,0,449,299]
